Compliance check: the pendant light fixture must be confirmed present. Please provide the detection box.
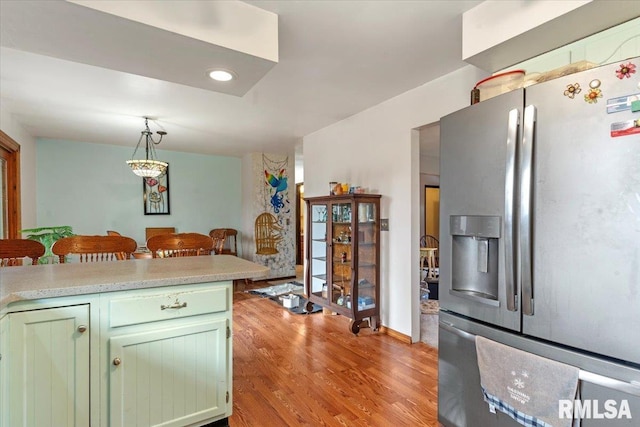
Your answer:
[126,117,168,178]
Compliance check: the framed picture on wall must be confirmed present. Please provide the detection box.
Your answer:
[143,165,170,215]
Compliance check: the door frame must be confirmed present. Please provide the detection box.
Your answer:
[295,182,304,265]
[0,130,21,239]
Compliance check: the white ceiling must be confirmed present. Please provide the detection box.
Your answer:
[0,0,483,158]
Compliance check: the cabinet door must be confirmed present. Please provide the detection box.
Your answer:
[109,319,229,427]
[5,305,90,427]
[355,201,378,313]
[308,202,328,301]
[331,201,353,307]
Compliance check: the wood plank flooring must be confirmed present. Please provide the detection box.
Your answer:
[230,282,440,426]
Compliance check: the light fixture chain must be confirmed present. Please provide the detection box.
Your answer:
[129,134,145,161]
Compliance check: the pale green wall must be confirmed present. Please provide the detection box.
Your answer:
[36,139,242,247]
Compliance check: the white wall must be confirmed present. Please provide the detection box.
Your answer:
[303,65,486,341]
[36,139,242,246]
[420,155,439,175]
[0,110,37,230]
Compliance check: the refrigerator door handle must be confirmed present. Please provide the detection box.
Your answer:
[504,108,519,312]
[439,320,640,397]
[521,105,536,316]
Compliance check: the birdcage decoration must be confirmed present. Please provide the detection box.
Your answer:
[254,212,283,255]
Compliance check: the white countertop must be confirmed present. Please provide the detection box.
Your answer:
[0,255,269,309]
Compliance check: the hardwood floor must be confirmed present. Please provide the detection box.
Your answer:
[230,283,440,426]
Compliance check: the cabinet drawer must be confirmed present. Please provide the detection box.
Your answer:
[109,287,228,328]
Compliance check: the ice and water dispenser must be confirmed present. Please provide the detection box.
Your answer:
[449,215,501,305]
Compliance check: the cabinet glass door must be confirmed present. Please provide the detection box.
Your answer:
[309,204,328,300]
[331,202,352,308]
[356,201,377,312]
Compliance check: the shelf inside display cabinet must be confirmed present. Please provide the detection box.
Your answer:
[358,279,375,289]
[358,263,376,268]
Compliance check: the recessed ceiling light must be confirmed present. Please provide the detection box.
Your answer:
[208,70,235,82]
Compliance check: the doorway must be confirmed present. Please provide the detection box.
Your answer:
[418,122,440,348]
[424,185,439,240]
[295,183,305,266]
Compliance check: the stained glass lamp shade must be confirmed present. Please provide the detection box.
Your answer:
[126,118,168,178]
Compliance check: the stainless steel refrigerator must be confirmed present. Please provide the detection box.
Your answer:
[438,58,640,426]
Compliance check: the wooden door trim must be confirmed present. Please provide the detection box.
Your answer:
[295,182,303,265]
[0,130,21,238]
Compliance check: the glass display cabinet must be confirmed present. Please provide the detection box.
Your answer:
[305,193,381,334]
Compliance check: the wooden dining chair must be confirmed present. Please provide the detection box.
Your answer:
[420,234,439,249]
[0,239,46,266]
[53,235,138,263]
[146,232,214,258]
[208,229,229,255]
[419,234,439,277]
[224,228,238,255]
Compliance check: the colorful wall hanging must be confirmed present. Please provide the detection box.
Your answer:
[262,154,290,214]
[144,165,170,215]
[250,152,295,278]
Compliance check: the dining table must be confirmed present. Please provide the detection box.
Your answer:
[132,247,153,259]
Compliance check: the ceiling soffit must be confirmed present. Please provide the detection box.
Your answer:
[0,0,278,96]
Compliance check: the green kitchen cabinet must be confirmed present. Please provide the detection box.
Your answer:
[0,304,90,427]
[102,283,232,427]
[1,281,233,427]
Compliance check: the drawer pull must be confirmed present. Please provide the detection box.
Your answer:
[113,357,121,366]
[161,299,188,310]
[77,325,87,333]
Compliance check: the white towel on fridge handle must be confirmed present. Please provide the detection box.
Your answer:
[476,336,580,427]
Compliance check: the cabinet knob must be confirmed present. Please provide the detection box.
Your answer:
[113,357,122,366]
[77,325,87,333]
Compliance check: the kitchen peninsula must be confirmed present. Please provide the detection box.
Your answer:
[0,255,269,427]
